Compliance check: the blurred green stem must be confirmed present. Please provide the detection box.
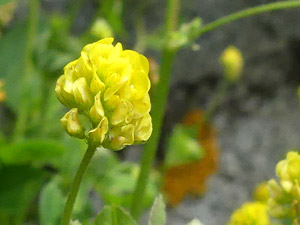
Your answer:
[198,1,300,36]
[130,0,180,219]
[67,0,85,33]
[13,0,39,140]
[204,78,231,122]
[60,144,97,225]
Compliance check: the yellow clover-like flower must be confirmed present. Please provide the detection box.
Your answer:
[55,38,152,150]
[227,202,270,225]
[267,151,300,219]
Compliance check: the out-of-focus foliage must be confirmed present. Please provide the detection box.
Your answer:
[98,162,159,209]
[94,205,137,225]
[164,124,204,168]
[163,109,219,206]
[148,195,166,225]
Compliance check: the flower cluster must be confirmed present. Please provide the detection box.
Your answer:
[267,151,300,219]
[55,38,152,150]
[227,202,270,225]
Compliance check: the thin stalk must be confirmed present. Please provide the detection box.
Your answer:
[204,78,231,122]
[13,0,39,140]
[198,1,300,36]
[130,0,180,219]
[60,144,97,225]
[66,0,85,33]
[134,12,147,53]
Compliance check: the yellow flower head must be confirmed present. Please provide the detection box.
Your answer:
[220,46,243,82]
[227,202,270,225]
[267,151,300,219]
[55,38,152,150]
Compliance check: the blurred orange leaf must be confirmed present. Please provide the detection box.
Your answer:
[163,109,219,206]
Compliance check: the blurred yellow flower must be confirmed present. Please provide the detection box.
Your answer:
[227,202,270,225]
[253,182,270,203]
[90,18,113,39]
[56,38,152,150]
[268,151,300,219]
[220,46,243,82]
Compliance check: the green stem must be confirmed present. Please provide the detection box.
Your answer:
[204,78,231,122]
[66,0,85,33]
[60,144,97,225]
[13,0,39,140]
[198,0,300,36]
[130,0,180,219]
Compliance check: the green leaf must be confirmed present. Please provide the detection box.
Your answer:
[98,162,159,209]
[148,195,166,225]
[165,124,205,168]
[0,165,48,223]
[168,17,202,50]
[39,179,65,225]
[0,22,27,110]
[94,205,137,225]
[0,139,64,165]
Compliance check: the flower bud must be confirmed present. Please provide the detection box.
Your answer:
[220,46,243,82]
[90,18,113,39]
[61,108,85,139]
[253,182,269,203]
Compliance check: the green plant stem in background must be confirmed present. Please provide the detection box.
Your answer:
[130,49,176,219]
[204,78,231,122]
[130,0,180,220]
[198,0,300,36]
[66,0,85,33]
[60,144,97,225]
[13,0,39,140]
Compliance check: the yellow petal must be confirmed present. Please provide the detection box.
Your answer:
[131,70,150,100]
[73,77,93,109]
[88,117,109,144]
[90,92,105,123]
[61,108,85,138]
